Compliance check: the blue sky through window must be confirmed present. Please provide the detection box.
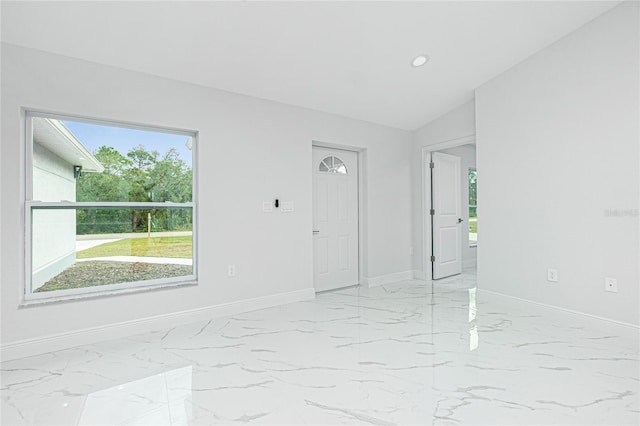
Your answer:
[63,120,193,167]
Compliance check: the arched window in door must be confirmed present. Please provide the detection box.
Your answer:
[318,156,347,174]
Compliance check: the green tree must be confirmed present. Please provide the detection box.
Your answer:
[76,144,192,234]
[76,147,133,233]
[77,146,132,202]
[146,148,193,231]
[148,148,192,203]
[127,146,158,172]
[468,169,477,218]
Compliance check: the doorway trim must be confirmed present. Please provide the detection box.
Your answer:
[312,140,366,288]
[420,134,475,280]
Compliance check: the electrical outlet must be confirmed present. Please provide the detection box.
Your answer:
[604,277,618,293]
[547,269,558,282]
[228,264,236,277]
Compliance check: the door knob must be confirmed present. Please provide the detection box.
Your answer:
[457,218,463,223]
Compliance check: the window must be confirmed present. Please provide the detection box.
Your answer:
[468,168,477,247]
[25,111,197,303]
[319,156,347,174]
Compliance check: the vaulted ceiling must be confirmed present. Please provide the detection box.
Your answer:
[1,1,620,130]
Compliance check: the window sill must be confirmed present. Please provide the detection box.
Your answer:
[20,278,197,308]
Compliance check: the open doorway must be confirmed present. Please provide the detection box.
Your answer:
[422,139,477,280]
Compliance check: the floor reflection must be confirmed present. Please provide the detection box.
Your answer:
[469,287,478,351]
[79,366,192,425]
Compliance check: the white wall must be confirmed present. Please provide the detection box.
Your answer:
[411,100,476,278]
[476,1,639,325]
[413,100,476,146]
[437,144,477,269]
[1,43,413,346]
[31,143,76,290]
[32,143,76,202]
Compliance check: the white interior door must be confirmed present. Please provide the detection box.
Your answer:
[313,147,358,292]
[431,152,462,279]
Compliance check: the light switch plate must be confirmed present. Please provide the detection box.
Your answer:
[281,201,294,212]
[547,269,558,282]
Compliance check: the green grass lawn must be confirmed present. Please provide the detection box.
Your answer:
[77,236,192,259]
[469,218,477,234]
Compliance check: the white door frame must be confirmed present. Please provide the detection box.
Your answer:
[312,141,366,288]
[421,134,475,280]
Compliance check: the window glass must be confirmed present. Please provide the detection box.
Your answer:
[319,156,347,174]
[27,113,196,302]
[468,169,477,246]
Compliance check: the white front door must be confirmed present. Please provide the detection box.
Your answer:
[312,147,358,292]
[431,152,462,279]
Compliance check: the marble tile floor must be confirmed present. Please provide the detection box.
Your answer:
[1,272,639,425]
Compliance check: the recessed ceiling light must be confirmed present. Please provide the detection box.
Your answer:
[411,54,430,68]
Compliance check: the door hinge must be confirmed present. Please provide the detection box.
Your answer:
[430,255,435,263]
[430,208,435,215]
[429,162,434,169]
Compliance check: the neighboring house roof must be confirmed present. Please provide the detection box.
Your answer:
[33,118,105,173]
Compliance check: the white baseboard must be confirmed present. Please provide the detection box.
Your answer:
[413,269,427,280]
[462,259,477,269]
[479,288,640,329]
[361,270,414,288]
[1,287,316,362]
